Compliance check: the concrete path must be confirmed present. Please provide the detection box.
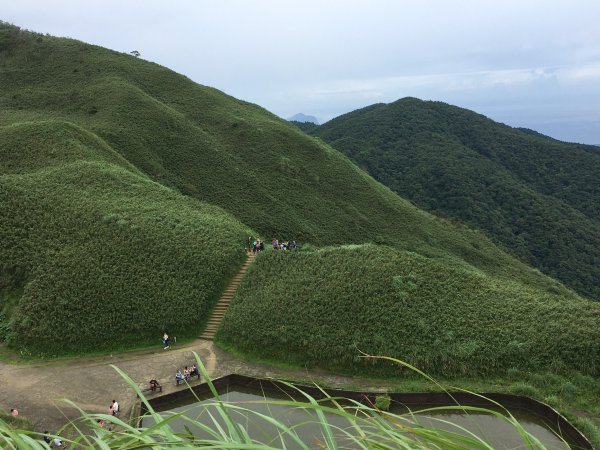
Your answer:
[0,339,390,434]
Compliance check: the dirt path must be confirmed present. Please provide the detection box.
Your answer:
[0,339,390,433]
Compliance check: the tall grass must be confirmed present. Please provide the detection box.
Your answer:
[219,245,599,377]
[0,353,564,449]
[0,156,251,355]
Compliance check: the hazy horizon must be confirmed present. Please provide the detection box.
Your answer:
[2,0,600,145]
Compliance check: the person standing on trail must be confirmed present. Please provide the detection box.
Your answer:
[162,332,170,350]
[110,399,119,416]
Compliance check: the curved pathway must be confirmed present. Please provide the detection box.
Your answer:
[0,339,392,434]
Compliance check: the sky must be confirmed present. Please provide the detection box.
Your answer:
[2,0,600,144]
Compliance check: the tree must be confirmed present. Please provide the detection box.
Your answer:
[130,50,140,58]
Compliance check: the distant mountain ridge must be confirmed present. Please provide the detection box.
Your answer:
[288,112,319,124]
[308,97,600,300]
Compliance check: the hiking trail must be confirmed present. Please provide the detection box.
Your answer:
[200,252,255,340]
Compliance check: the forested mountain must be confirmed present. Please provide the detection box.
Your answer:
[0,22,596,363]
[307,98,600,300]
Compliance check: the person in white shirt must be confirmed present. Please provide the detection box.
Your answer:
[110,399,119,416]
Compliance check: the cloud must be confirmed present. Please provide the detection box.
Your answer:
[561,65,600,81]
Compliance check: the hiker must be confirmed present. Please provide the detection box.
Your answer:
[149,379,161,391]
[190,364,199,377]
[162,332,170,350]
[110,399,119,416]
[43,431,51,445]
[175,369,184,383]
[53,436,63,447]
[272,239,279,250]
[97,419,105,428]
[10,408,18,417]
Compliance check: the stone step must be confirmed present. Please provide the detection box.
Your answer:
[200,254,255,338]
[207,318,223,324]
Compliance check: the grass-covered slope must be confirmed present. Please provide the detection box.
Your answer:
[0,22,590,357]
[0,22,577,293]
[307,98,600,300]
[0,120,250,355]
[219,246,600,377]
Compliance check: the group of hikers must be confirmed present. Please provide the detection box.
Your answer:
[142,362,199,394]
[176,364,200,382]
[249,237,298,253]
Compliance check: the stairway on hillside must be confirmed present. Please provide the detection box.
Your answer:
[199,252,255,340]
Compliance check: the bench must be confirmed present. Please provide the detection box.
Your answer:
[176,372,200,385]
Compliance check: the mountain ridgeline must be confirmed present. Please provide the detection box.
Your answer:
[306,98,600,301]
[0,21,599,369]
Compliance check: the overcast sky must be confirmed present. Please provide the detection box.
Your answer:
[3,0,600,144]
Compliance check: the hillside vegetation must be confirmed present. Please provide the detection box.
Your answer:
[0,119,250,355]
[0,22,594,358]
[306,98,600,300]
[219,245,600,377]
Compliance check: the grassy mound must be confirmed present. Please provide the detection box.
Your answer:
[0,131,251,354]
[218,245,600,377]
[306,97,600,300]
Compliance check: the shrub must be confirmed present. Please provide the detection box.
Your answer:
[560,382,579,400]
[509,382,540,398]
[375,394,391,411]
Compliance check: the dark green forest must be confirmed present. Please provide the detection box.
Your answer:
[305,98,600,300]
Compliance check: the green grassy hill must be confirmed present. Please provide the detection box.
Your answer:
[0,21,595,358]
[219,245,600,377]
[305,98,600,300]
[0,119,251,355]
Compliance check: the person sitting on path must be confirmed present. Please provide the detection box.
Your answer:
[149,379,161,391]
[10,408,18,417]
[190,364,199,377]
[175,369,184,383]
[183,366,190,381]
